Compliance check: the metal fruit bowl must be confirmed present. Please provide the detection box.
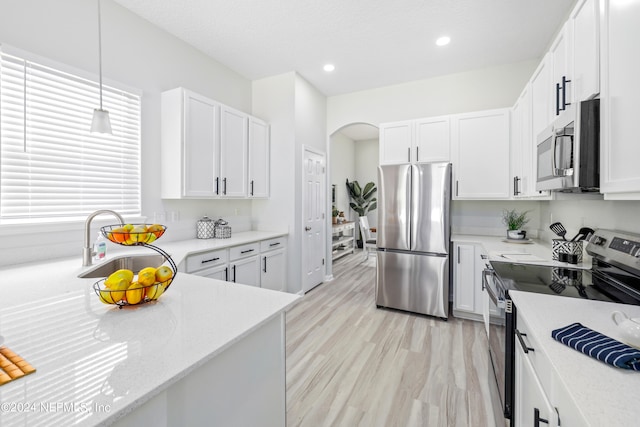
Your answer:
[93,275,174,307]
[101,224,167,246]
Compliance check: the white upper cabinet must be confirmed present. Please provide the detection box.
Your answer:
[600,0,640,197]
[161,87,270,199]
[248,117,270,198]
[379,117,450,164]
[451,109,511,199]
[415,116,450,163]
[161,88,221,198]
[571,0,600,102]
[379,120,414,164]
[220,106,249,198]
[550,22,574,117]
[530,54,553,141]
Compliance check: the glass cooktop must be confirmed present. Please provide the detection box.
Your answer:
[490,261,616,302]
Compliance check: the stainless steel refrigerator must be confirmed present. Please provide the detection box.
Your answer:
[376,162,451,318]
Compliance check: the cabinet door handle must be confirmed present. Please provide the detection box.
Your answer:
[201,257,220,264]
[215,177,220,195]
[232,265,236,282]
[562,75,571,110]
[223,178,227,195]
[513,176,521,196]
[455,180,459,197]
[457,246,460,263]
[555,82,561,116]
[516,329,535,353]
[269,242,281,247]
[534,408,549,426]
[240,249,255,254]
[416,146,419,161]
[408,147,411,162]
[250,180,254,196]
[224,267,228,282]
[263,256,267,273]
[305,226,312,231]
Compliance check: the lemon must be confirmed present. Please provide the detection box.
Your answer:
[146,283,165,300]
[137,267,157,286]
[155,266,174,284]
[105,269,134,288]
[126,282,145,305]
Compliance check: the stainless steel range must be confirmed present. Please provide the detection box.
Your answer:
[483,229,640,426]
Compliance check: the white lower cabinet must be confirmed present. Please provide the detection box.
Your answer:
[183,236,287,290]
[231,256,260,287]
[452,243,484,320]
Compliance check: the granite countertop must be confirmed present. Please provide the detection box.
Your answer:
[0,230,298,426]
[509,291,640,426]
[451,233,591,269]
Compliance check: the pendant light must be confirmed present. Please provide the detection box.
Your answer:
[90,0,112,134]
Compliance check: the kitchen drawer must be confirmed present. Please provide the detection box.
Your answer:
[185,249,228,273]
[260,237,286,252]
[229,242,260,261]
[516,311,553,393]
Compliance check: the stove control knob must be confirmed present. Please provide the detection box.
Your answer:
[592,236,607,246]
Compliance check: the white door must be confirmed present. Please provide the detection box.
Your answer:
[303,148,326,293]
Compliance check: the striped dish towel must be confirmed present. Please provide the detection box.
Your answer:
[551,322,640,371]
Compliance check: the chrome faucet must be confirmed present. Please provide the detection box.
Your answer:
[83,209,125,266]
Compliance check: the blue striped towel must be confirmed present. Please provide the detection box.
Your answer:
[551,322,640,371]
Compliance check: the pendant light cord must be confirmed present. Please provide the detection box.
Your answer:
[97,0,104,110]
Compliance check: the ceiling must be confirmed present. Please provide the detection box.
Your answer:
[113,0,575,97]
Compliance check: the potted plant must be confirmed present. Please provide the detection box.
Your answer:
[345,179,377,246]
[502,209,530,240]
[332,206,339,224]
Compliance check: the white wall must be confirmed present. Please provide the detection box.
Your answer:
[354,138,379,228]
[0,0,254,266]
[330,133,355,217]
[327,60,538,134]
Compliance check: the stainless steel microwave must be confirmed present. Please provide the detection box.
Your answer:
[536,99,599,192]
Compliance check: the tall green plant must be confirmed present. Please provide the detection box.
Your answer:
[345,179,377,216]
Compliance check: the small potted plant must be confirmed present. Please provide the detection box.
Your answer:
[502,209,530,240]
[332,206,339,224]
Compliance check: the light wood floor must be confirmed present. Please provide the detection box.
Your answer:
[286,251,496,427]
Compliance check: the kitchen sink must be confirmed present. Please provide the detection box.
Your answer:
[78,254,166,278]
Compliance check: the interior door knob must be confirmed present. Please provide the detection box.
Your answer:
[305,226,312,231]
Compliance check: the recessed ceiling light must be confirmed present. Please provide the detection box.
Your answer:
[436,36,451,47]
[323,64,335,72]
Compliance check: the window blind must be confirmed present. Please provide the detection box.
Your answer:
[0,49,141,221]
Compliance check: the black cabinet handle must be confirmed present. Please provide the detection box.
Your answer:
[232,265,236,282]
[269,242,281,247]
[240,248,255,254]
[562,75,571,111]
[555,82,561,116]
[263,256,267,273]
[516,329,535,353]
[215,177,219,195]
[223,177,227,195]
[224,267,228,282]
[201,257,220,264]
[250,180,254,196]
[534,408,549,426]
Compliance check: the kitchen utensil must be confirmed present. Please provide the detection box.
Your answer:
[549,281,566,294]
[570,227,595,242]
[550,222,567,240]
[612,311,640,349]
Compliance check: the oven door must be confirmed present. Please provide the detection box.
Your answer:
[483,267,508,424]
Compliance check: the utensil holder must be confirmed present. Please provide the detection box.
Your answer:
[552,240,583,264]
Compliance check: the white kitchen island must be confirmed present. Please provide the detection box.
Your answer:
[0,251,299,426]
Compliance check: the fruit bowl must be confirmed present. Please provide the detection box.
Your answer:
[93,264,175,307]
[101,224,167,246]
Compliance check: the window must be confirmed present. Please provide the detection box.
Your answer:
[0,46,141,222]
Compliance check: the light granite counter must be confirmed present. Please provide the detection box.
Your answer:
[509,291,640,426]
[0,230,299,426]
[452,234,591,269]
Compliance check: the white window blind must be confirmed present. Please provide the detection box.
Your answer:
[0,48,141,221]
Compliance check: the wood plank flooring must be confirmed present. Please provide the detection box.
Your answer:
[286,252,496,427]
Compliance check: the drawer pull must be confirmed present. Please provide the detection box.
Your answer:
[201,257,220,264]
[232,265,236,282]
[269,242,281,247]
[240,249,255,254]
[516,329,535,353]
[263,256,267,273]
